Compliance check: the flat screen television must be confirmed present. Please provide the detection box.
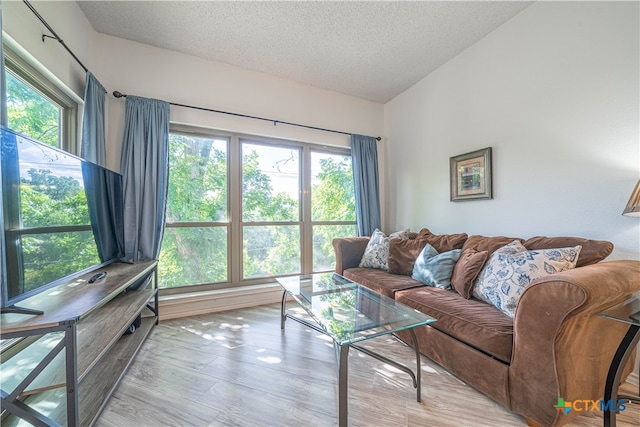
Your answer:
[1,126,125,315]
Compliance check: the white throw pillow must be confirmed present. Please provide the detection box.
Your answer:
[359,228,410,271]
[473,241,582,317]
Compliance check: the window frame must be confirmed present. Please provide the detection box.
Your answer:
[160,125,356,296]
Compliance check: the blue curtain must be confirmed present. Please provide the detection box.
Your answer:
[82,161,125,263]
[120,96,170,262]
[81,71,106,165]
[1,0,8,127]
[351,134,381,236]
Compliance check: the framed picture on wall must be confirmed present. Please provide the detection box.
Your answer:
[450,147,492,201]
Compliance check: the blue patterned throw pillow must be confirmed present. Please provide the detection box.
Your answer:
[411,243,462,289]
[473,242,582,317]
[472,240,527,292]
[359,228,410,270]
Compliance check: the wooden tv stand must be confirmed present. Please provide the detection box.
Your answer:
[0,260,158,426]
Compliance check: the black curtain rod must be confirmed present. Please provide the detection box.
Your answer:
[112,91,381,141]
[23,0,88,73]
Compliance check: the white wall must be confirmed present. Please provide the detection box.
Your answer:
[3,1,96,98]
[384,1,640,260]
[93,34,384,172]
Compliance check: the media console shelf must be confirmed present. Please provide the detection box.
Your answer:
[0,260,158,426]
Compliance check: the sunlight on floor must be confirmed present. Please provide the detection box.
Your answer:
[421,364,438,374]
[219,322,249,331]
[257,356,282,364]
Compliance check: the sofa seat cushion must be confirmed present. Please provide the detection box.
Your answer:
[395,287,514,363]
[342,268,424,299]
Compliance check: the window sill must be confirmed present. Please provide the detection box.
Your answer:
[158,283,283,321]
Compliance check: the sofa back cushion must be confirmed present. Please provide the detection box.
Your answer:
[388,238,429,275]
[416,228,468,252]
[523,236,613,267]
[459,235,524,254]
[388,229,468,275]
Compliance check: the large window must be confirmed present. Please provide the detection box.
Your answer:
[310,151,357,271]
[159,128,357,291]
[242,140,301,278]
[4,46,78,153]
[159,132,229,288]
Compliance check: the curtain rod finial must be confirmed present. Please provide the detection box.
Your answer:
[113,91,126,98]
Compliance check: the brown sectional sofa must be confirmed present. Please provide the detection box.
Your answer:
[333,230,640,427]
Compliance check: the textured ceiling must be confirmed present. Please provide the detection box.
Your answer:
[77,1,533,103]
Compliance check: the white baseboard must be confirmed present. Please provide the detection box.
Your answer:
[159,283,283,321]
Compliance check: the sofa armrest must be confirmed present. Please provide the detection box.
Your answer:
[509,260,640,426]
[332,237,370,274]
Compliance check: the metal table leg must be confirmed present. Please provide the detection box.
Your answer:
[280,290,287,330]
[338,345,350,427]
[409,328,422,402]
[603,324,640,427]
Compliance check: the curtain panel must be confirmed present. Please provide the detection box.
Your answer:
[82,161,125,263]
[350,134,381,236]
[81,71,106,165]
[120,96,170,262]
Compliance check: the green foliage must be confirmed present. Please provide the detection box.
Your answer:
[242,150,297,222]
[312,156,355,222]
[159,135,228,286]
[22,231,100,293]
[165,134,227,222]
[18,170,98,293]
[5,72,97,295]
[159,136,357,288]
[6,72,60,147]
[21,169,90,227]
[311,156,357,270]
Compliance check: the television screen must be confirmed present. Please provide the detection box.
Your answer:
[1,126,125,313]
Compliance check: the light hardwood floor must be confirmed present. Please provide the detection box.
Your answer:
[96,304,639,427]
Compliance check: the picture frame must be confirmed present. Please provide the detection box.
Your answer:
[450,147,492,201]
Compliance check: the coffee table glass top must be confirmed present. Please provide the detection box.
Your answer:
[599,292,640,327]
[277,273,436,346]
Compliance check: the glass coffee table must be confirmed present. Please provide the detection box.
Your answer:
[277,273,436,427]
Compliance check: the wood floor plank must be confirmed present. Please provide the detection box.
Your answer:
[94,304,639,427]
